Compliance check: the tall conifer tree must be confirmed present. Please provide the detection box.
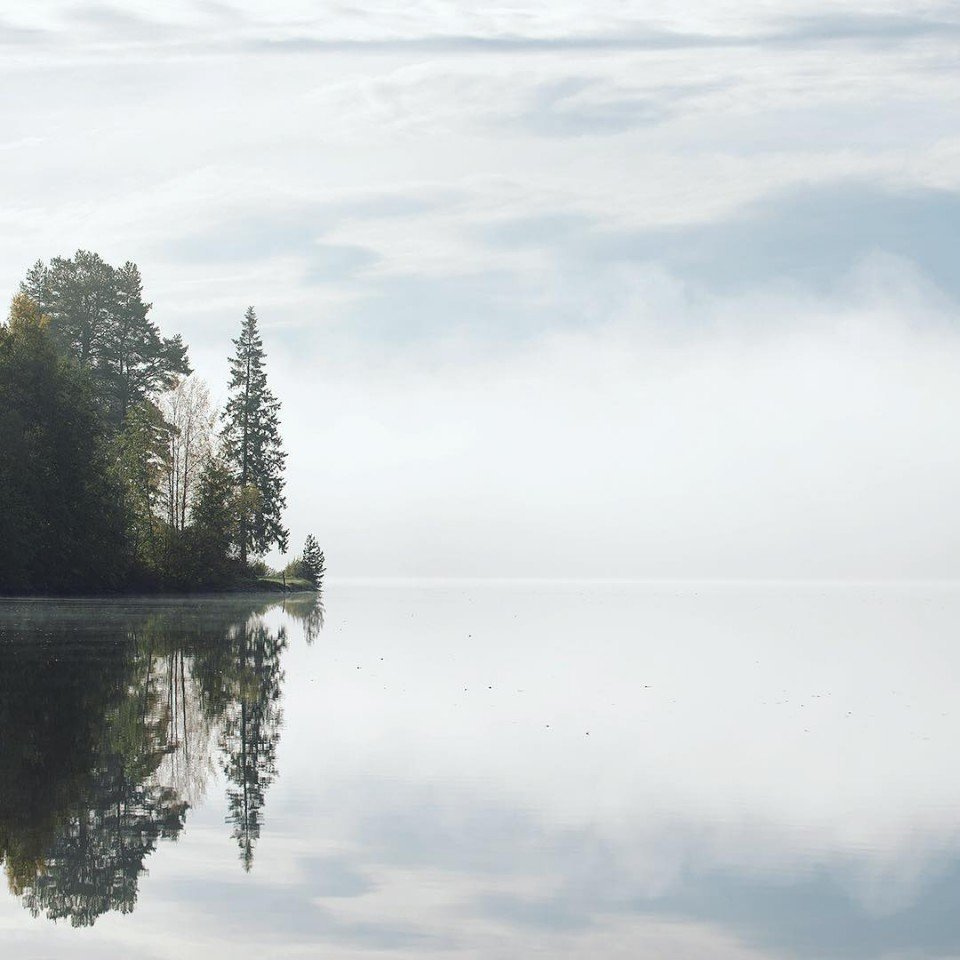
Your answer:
[222,307,288,565]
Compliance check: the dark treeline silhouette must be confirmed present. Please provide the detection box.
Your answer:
[0,252,322,595]
[0,594,323,925]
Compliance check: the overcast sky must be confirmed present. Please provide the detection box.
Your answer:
[2,1,960,578]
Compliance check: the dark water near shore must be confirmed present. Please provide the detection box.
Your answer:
[1,581,960,959]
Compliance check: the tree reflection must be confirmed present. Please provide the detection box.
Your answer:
[220,618,285,871]
[284,593,325,644]
[19,763,188,926]
[0,592,323,925]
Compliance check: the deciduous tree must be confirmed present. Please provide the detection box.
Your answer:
[159,376,217,531]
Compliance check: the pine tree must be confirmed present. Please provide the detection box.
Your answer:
[19,252,189,427]
[41,250,115,372]
[107,261,190,423]
[221,307,288,565]
[20,260,49,313]
[300,535,325,588]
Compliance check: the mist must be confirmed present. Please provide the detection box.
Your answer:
[270,259,960,578]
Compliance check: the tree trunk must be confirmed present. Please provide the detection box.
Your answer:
[240,353,250,566]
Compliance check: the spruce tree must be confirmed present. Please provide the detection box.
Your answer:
[222,307,288,565]
[300,535,325,588]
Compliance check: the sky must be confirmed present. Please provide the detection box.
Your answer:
[1,1,960,578]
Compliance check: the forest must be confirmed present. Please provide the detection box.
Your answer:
[0,251,324,595]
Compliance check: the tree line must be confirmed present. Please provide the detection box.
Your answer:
[0,251,323,594]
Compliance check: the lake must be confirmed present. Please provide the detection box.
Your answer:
[1,580,959,958]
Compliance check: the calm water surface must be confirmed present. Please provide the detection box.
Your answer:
[1,580,959,959]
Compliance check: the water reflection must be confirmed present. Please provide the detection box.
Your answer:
[282,593,324,644]
[5,583,960,958]
[0,594,323,926]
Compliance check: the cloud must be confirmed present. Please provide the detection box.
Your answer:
[61,3,183,42]
[8,2,960,67]
[304,242,381,283]
[771,10,960,46]
[0,16,50,45]
[484,181,960,301]
[182,764,960,958]
[647,860,960,959]
[469,854,960,958]
[513,77,674,138]
[166,874,445,949]
[612,182,960,299]
[245,30,739,57]
[317,270,550,343]
[241,11,960,58]
[298,855,375,898]
[168,212,325,264]
[193,0,246,23]
[161,193,449,268]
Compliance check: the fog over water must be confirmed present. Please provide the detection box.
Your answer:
[2,1,959,576]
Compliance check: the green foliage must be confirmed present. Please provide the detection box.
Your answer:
[179,456,244,589]
[300,535,325,588]
[258,576,313,591]
[21,253,190,427]
[0,295,128,593]
[114,401,170,573]
[222,307,289,563]
[2,258,297,595]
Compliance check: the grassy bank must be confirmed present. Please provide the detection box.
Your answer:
[254,576,316,593]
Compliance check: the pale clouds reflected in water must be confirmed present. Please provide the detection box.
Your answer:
[1,582,960,958]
